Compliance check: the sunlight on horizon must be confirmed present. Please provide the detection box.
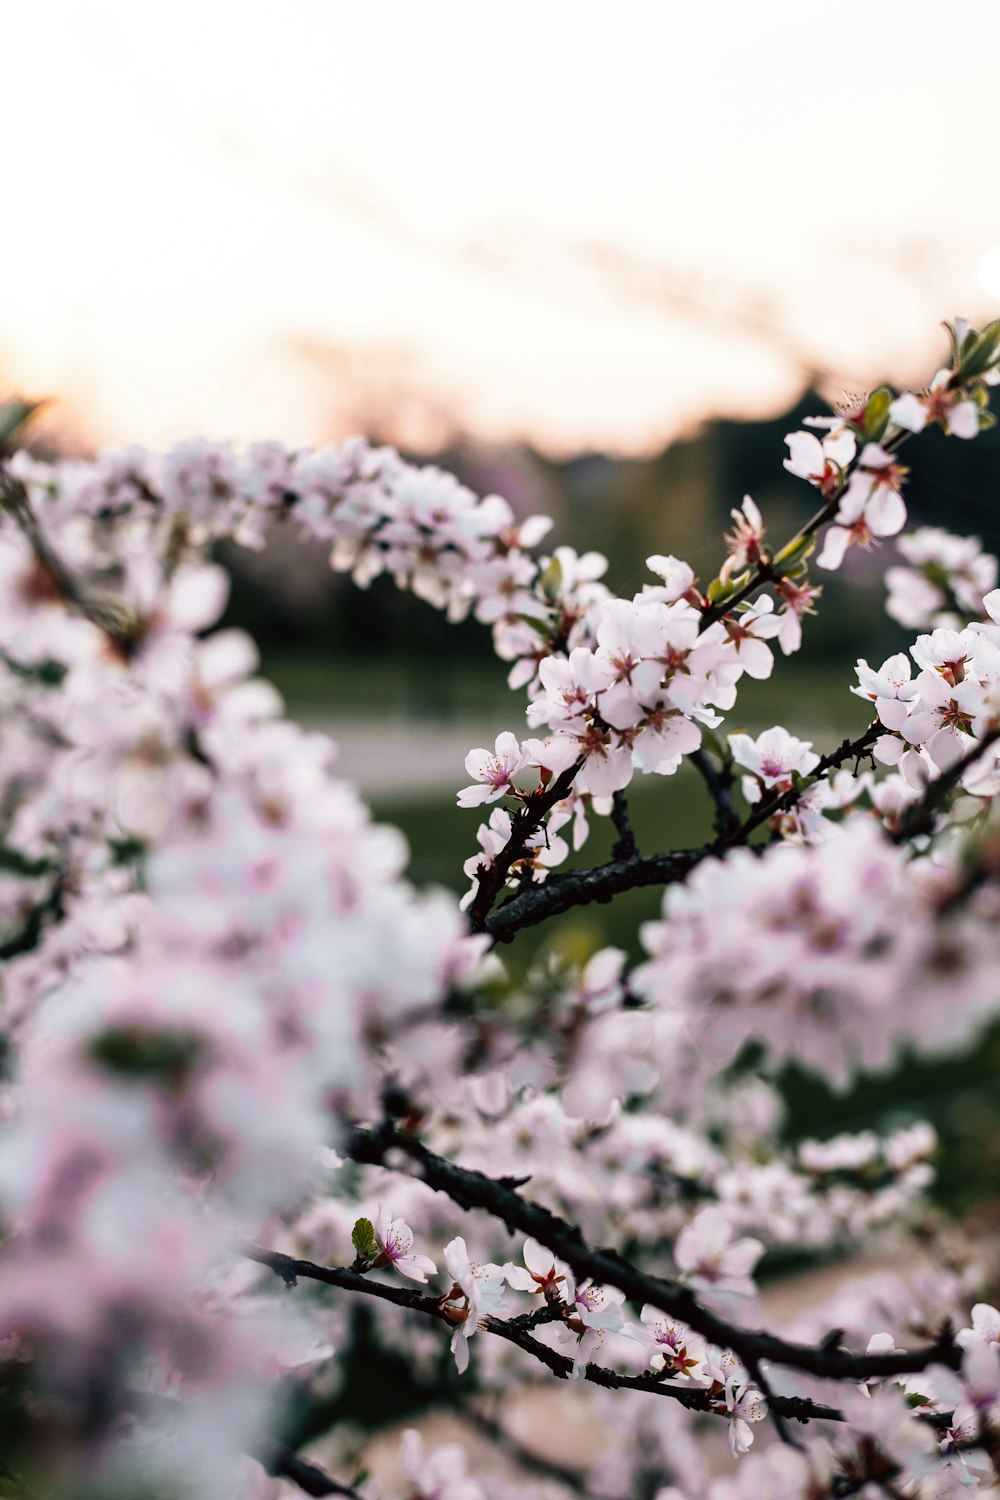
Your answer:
[4,1,1000,456]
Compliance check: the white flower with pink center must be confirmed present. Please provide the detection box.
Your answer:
[728,726,819,804]
[502,1237,568,1297]
[400,1429,485,1500]
[674,1207,762,1299]
[456,732,527,808]
[890,370,980,440]
[853,654,919,730]
[817,444,908,571]
[563,1279,625,1380]
[372,1203,437,1283]
[441,1236,507,1373]
[783,428,857,495]
[625,1306,709,1384]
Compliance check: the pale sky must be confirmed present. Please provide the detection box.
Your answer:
[4,2,1000,456]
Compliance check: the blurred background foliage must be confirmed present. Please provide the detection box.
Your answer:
[213,388,1000,1220]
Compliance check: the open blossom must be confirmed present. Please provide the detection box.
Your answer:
[817,444,908,571]
[625,1306,709,1384]
[890,371,980,440]
[503,1237,568,1297]
[673,1207,763,1299]
[564,1279,626,1380]
[721,595,783,679]
[728,725,819,803]
[456,731,527,807]
[854,654,919,730]
[372,1203,437,1283]
[400,1429,485,1500]
[721,1380,767,1458]
[783,427,857,496]
[441,1237,507,1373]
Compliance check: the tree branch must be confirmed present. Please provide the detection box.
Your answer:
[690,747,740,840]
[247,1242,840,1428]
[466,761,583,930]
[345,1125,960,1387]
[258,1442,364,1498]
[893,725,1000,842]
[485,723,881,943]
[609,789,638,860]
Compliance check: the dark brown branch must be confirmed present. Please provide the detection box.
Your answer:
[247,1242,840,1427]
[466,761,583,930]
[0,467,135,652]
[610,789,638,860]
[690,747,740,840]
[893,725,1000,842]
[486,847,705,943]
[258,1442,363,1498]
[346,1124,960,1388]
[485,723,881,943]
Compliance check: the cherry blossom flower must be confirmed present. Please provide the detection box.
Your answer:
[817,444,908,571]
[456,732,527,807]
[728,725,819,803]
[372,1203,438,1283]
[400,1429,485,1500]
[563,1279,626,1379]
[502,1237,568,1297]
[441,1237,507,1373]
[625,1306,709,1384]
[890,371,980,440]
[673,1207,763,1299]
[783,427,857,496]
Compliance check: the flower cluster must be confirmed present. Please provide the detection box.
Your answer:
[3,318,1000,1499]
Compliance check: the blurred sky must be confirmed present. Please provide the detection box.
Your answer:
[4,2,1000,456]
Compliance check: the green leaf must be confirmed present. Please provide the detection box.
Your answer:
[961,320,1000,379]
[862,387,892,442]
[539,555,563,603]
[0,398,45,455]
[773,534,816,570]
[512,612,554,636]
[707,572,746,604]
[351,1217,377,1264]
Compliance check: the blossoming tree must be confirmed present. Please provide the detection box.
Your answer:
[3,319,1000,1499]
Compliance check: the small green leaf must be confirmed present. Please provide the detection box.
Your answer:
[961,320,1000,379]
[773,534,816,570]
[862,387,892,442]
[512,612,554,636]
[539,555,563,603]
[0,398,45,455]
[352,1217,377,1264]
[707,572,746,604]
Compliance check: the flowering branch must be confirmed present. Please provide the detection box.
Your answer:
[485,722,882,942]
[894,724,1000,842]
[465,759,583,929]
[345,1125,961,1384]
[248,1242,841,1428]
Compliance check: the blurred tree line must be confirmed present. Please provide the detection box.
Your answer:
[219,387,1000,717]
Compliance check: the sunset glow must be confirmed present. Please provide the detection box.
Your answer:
[4,2,1000,454]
